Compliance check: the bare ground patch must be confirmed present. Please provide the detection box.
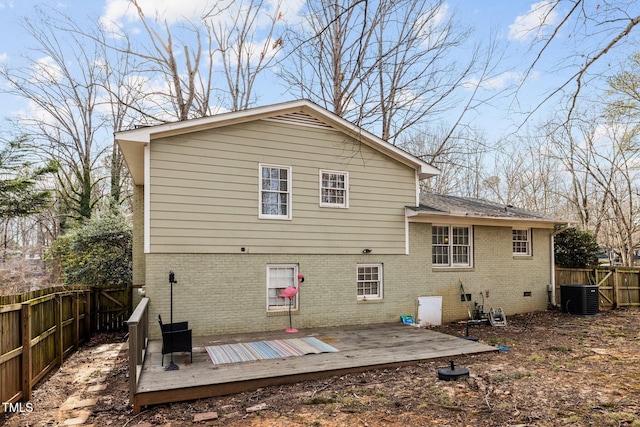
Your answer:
[3,308,640,426]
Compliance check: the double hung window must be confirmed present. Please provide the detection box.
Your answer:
[432,225,473,267]
[512,228,531,256]
[357,264,383,300]
[320,170,348,208]
[259,164,291,219]
[267,264,298,311]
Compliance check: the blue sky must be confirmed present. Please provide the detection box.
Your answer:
[0,0,635,143]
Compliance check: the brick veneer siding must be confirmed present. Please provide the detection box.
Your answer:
[429,225,553,322]
[131,185,145,308]
[144,223,553,338]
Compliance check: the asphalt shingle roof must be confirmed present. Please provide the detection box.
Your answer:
[413,193,553,220]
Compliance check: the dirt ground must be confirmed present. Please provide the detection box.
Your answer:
[3,308,640,427]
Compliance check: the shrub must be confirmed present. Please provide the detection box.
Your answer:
[554,227,599,268]
[47,211,132,286]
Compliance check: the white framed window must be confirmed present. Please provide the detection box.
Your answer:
[267,264,298,311]
[357,264,383,300]
[319,170,348,208]
[259,164,292,219]
[513,228,531,256]
[432,225,473,267]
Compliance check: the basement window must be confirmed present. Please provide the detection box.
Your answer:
[357,264,383,300]
[267,264,298,311]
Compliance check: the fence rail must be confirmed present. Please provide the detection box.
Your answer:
[555,267,640,308]
[127,297,149,413]
[0,285,131,412]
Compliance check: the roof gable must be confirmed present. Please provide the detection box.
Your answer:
[263,111,336,130]
[116,99,439,185]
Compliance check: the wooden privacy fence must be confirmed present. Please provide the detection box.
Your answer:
[555,267,640,308]
[0,285,131,412]
[95,286,132,331]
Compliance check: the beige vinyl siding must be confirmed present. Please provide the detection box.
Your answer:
[148,120,416,254]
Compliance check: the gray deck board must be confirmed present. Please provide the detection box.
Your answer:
[135,323,495,404]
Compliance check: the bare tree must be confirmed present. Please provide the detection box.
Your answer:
[398,126,490,197]
[96,32,137,208]
[508,3,640,264]
[206,0,285,111]
[539,47,640,265]
[52,11,139,209]
[99,0,285,121]
[545,117,604,231]
[482,132,565,215]
[0,8,108,224]
[520,1,640,122]
[545,110,640,266]
[280,0,370,117]
[370,1,494,143]
[585,121,639,266]
[98,0,217,123]
[279,0,500,145]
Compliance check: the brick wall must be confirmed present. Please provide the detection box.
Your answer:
[144,223,553,338]
[131,185,145,308]
[428,225,553,322]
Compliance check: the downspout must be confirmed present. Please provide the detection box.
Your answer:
[549,223,571,307]
[144,143,151,254]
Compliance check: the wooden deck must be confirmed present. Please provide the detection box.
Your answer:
[133,323,496,412]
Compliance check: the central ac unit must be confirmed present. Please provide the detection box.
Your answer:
[560,284,599,315]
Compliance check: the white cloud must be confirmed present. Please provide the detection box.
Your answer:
[463,71,533,91]
[416,3,450,50]
[270,0,305,23]
[14,99,57,129]
[233,39,282,66]
[203,0,304,31]
[32,56,63,85]
[101,0,304,32]
[576,121,634,155]
[0,53,7,63]
[101,0,210,28]
[508,1,559,43]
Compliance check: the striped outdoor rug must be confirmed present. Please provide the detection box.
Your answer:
[205,337,339,365]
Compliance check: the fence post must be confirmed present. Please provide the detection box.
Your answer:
[91,287,97,332]
[613,268,619,307]
[76,292,81,345]
[84,290,91,340]
[21,302,32,401]
[128,318,139,398]
[127,297,149,414]
[55,294,63,366]
[127,285,133,329]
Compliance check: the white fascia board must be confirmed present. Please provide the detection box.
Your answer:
[114,100,313,142]
[407,211,565,229]
[115,100,439,177]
